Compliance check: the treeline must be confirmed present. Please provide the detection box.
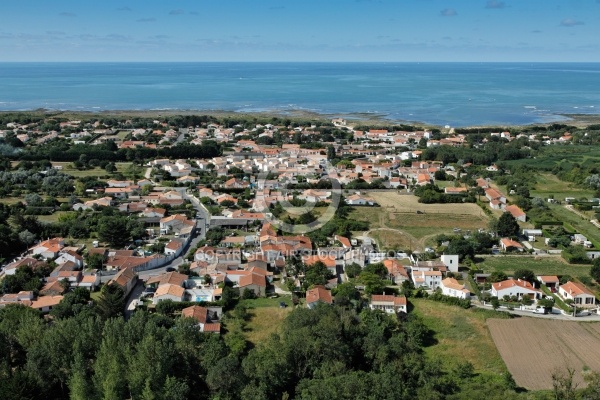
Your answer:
[0,300,537,400]
[6,141,222,162]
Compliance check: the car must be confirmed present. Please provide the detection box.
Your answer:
[166,267,176,272]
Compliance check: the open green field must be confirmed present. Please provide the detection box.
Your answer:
[477,255,590,276]
[504,145,600,171]
[351,192,488,251]
[239,295,293,345]
[531,173,595,201]
[50,161,133,178]
[411,298,509,376]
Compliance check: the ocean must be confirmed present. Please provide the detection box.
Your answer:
[0,62,599,127]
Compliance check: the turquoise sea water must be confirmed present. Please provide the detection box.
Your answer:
[0,62,599,127]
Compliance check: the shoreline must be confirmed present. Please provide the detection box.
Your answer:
[1,108,599,129]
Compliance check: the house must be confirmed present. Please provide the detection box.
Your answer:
[30,295,63,313]
[306,285,333,308]
[54,250,84,268]
[441,254,459,273]
[31,238,64,259]
[238,273,267,297]
[164,239,185,257]
[345,194,375,206]
[444,187,468,195]
[484,188,506,204]
[491,279,541,300]
[181,305,221,334]
[382,259,410,284]
[440,278,470,299]
[145,271,188,289]
[505,205,526,222]
[559,281,596,308]
[500,238,523,252]
[78,274,101,291]
[3,257,44,276]
[152,283,186,304]
[411,270,442,290]
[537,276,560,292]
[369,294,407,313]
[107,267,138,297]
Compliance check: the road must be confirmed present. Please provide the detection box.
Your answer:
[101,188,212,284]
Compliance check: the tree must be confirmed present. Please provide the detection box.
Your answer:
[345,263,362,279]
[18,230,36,250]
[447,238,475,261]
[512,269,535,283]
[489,271,508,283]
[551,368,578,400]
[97,216,130,248]
[496,212,520,237]
[96,284,125,319]
[304,261,333,289]
[591,258,600,282]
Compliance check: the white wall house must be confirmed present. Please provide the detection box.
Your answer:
[559,281,596,308]
[491,279,541,300]
[441,254,459,273]
[440,278,470,299]
[369,295,407,313]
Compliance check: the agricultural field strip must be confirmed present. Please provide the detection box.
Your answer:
[488,318,600,390]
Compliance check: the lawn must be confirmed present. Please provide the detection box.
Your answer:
[530,173,595,201]
[52,161,133,178]
[476,255,590,276]
[239,295,293,345]
[350,195,488,251]
[411,298,509,376]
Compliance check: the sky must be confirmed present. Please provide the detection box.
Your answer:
[1,0,599,62]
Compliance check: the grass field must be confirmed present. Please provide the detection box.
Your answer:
[477,255,590,276]
[240,295,293,345]
[352,192,489,250]
[531,173,595,201]
[51,161,133,178]
[488,318,600,390]
[549,204,600,248]
[411,298,509,376]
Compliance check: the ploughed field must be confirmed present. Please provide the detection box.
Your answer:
[487,318,600,390]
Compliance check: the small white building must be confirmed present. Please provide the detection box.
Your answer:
[440,278,470,299]
[369,294,407,313]
[559,281,596,308]
[412,270,442,290]
[441,254,459,273]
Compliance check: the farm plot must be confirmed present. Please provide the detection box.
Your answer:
[488,318,600,390]
[352,192,489,250]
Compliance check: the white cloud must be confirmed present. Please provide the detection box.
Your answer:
[560,18,584,27]
[440,8,457,17]
[485,0,505,9]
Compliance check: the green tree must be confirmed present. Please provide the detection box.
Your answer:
[96,284,125,319]
[591,258,600,282]
[512,269,535,283]
[496,212,520,237]
[97,216,130,248]
[304,261,333,289]
[489,271,508,283]
[345,262,362,279]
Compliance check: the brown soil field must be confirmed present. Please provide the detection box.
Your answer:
[488,318,600,390]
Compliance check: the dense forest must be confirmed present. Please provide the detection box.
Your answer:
[1,299,547,400]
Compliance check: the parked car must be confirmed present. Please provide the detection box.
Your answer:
[166,267,176,272]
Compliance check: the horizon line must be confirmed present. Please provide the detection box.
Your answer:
[1,60,600,64]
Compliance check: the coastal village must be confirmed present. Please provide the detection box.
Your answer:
[1,115,599,330]
[3,113,600,397]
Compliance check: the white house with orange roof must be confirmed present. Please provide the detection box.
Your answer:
[411,270,442,290]
[537,275,560,292]
[500,238,524,252]
[440,278,470,299]
[559,281,596,308]
[504,204,526,222]
[31,238,64,259]
[369,294,407,313]
[152,283,186,304]
[491,279,541,300]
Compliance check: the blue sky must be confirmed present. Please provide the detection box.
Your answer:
[1,0,599,62]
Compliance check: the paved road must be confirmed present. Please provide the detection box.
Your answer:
[101,188,212,284]
[472,301,600,321]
